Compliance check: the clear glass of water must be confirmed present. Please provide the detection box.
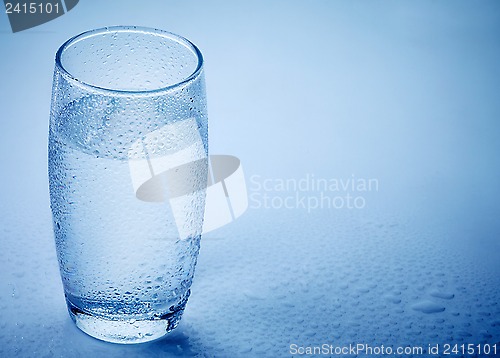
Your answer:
[48,26,208,344]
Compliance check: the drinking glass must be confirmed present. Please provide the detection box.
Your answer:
[48,26,208,344]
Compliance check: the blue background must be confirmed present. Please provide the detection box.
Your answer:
[0,1,499,357]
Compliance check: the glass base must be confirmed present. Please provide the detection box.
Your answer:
[66,296,188,344]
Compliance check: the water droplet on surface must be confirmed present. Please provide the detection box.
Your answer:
[411,300,445,314]
[429,290,455,300]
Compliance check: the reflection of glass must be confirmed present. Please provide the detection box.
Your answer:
[48,26,208,344]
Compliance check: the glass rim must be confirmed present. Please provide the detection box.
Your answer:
[55,25,204,96]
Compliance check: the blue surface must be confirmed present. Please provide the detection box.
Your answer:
[1,1,499,357]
